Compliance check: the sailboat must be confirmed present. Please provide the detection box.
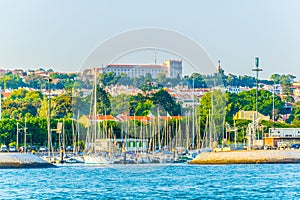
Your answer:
[83,69,111,165]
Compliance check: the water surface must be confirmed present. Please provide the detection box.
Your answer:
[1,164,300,199]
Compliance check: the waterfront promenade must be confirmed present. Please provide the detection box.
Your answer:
[189,150,300,165]
[0,153,55,168]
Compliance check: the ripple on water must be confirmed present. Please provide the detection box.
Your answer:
[1,164,300,199]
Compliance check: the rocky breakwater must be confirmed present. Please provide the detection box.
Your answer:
[189,150,300,165]
[0,153,56,168]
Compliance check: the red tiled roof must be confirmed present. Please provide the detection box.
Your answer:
[2,92,11,98]
[118,115,182,122]
[107,64,165,69]
[160,116,182,120]
[88,115,116,121]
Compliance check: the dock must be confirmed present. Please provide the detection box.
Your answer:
[189,150,300,165]
[0,153,56,168]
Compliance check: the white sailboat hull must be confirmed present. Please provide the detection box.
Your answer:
[84,155,110,164]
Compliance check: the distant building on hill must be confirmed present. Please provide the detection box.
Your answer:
[233,110,270,121]
[293,82,300,102]
[82,59,182,79]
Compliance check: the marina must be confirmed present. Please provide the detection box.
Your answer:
[1,0,300,199]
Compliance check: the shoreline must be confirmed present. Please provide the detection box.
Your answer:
[0,153,56,169]
[189,150,300,165]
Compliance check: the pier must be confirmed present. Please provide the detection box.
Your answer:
[189,150,300,165]
[0,153,56,168]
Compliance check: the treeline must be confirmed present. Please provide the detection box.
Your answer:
[1,68,296,92]
[0,69,298,147]
[0,71,77,90]
[1,87,300,148]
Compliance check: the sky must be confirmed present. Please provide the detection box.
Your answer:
[0,0,300,80]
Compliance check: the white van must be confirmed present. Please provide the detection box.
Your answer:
[1,145,8,152]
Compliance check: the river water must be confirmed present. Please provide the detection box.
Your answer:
[1,163,300,199]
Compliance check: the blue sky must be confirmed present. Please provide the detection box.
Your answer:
[0,0,299,80]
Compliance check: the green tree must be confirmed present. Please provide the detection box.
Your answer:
[52,93,73,118]
[287,101,300,125]
[0,74,24,89]
[110,94,132,116]
[25,91,43,103]
[0,119,17,146]
[151,89,181,116]
[99,72,119,86]
[134,100,154,116]
[270,74,281,84]
[7,88,28,100]
[96,86,111,114]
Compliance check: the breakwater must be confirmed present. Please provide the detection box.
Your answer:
[189,150,300,164]
[0,153,56,168]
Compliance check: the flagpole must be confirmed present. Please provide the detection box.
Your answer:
[192,77,195,149]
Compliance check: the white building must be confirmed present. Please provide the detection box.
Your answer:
[104,59,182,79]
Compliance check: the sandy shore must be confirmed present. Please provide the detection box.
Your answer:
[0,153,56,168]
[189,150,300,165]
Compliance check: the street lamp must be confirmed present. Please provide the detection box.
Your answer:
[16,118,27,151]
[252,57,263,147]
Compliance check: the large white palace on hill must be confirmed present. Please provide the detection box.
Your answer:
[83,59,182,79]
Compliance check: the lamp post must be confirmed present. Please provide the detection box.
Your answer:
[252,57,263,146]
[16,119,27,151]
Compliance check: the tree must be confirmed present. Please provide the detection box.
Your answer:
[110,94,132,116]
[24,74,45,89]
[96,86,111,114]
[0,74,24,89]
[7,88,28,100]
[134,100,154,116]
[151,89,181,116]
[99,72,119,86]
[280,74,295,95]
[51,93,73,118]
[38,97,49,118]
[270,74,281,84]
[287,101,300,125]
[0,119,17,146]
[25,91,43,103]
[157,73,167,84]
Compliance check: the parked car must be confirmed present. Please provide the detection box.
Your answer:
[290,144,300,149]
[1,145,8,152]
[39,146,48,152]
[30,146,37,151]
[65,146,74,152]
[9,146,17,152]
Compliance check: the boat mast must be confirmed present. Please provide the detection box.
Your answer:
[192,77,195,149]
[0,87,2,120]
[93,68,97,153]
[47,77,52,159]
